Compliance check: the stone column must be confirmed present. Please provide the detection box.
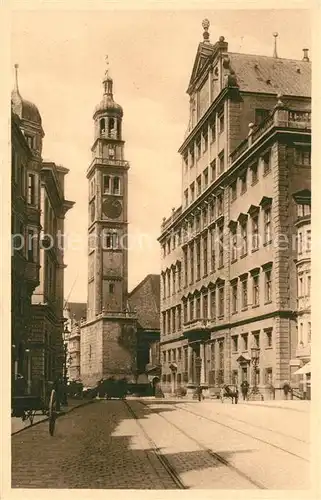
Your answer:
[187,345,193,384]
[200,342,206,385]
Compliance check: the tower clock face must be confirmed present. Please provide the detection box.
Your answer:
[102,197,122,219]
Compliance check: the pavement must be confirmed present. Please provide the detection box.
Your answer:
[11,397,94,435]
[11,396,311,490]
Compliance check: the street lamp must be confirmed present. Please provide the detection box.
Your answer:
[195,356,203,401]
[248,347,263,401]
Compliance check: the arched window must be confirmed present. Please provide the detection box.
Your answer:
[113,177,120,195]
[100,118,105,134]
[103,175,110,194]
[108,118,115,137]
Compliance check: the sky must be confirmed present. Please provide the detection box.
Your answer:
[11,8,312,303]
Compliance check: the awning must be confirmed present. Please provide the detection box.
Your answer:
[293,362,311,375]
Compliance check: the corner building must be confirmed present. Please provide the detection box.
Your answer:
[80,66,137,388]
[159,22,311,399]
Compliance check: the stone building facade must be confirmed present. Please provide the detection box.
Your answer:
[11,64,74,398]
[158,21,311,399]
[128,274,161,386]
[80,64,137,388]
[63,301,86,382]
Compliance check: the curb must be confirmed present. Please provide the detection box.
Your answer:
[11,399,96,436]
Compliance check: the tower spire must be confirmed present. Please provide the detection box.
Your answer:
[103,55,113,96]
[273,32,279,58]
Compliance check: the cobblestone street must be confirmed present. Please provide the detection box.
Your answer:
[11,398,311,490]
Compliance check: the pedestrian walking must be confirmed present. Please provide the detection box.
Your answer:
[240,380,249,401]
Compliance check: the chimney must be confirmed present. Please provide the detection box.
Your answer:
[302,48,309,62]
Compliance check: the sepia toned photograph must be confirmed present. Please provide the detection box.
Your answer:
[7,4,313,493]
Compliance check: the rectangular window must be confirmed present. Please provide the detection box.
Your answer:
[203,235,208,276]
[241,279,248,309]
[168,350,171,362]
[190,182,195,202]
[210,199,215,220]
[298,276,304,297]
[197,175,202,196]
[265,269,272,303]
[295,148,311,166]
[265,328,272,348]
[218,225,224,268]
[240,171,247,194]
[190,147,195,167]
[231,228,237,261]
[242,333,248,351]
[251,163,258,185]
[183,153,188,172]
[264,208,272,244]
[217,194,223,216]
[25,134,34,149]
[183,248,188,286]
[27,229,36,262]
[210,289,216,319]
[210,120,216,142]
[252,215,259,251]
[211,228,216,271]
[307,275,311,297]
[241,222,248,256]
[265,367,273,385]
[203,130,208,153]
[178,347,182,361]
[211,159,216,182]
[232,336,238,352]
[27,174,36,205]
[231,283,238,313]
[189,297,194,321]
[219,110,224,134]
[104,232,119,249]
[109,283,115,294]
[177,305,182,330]
[196,138,201,160]
[162,312,166,334]
[203,207,208,228]
[262,150,271,175]
[196,296,201,318]
[183,302,188,324]
[184,189,189,207]
[172,308,176,332]
[190,244,194,284]
[203,168,209,189]
[219,151,225,174]
[253,332,260,348]
[113,177,120,195]
[196,240,201,280]
[203,293,208,319]
[163,351,166,363]
[103,175,110,194]
[253,274,260,306]
[218,286,224,317]
[306,230,311,252]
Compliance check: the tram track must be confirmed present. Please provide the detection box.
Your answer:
[127,399,266,490]
[171,402,309,462]
[123,400,187,489]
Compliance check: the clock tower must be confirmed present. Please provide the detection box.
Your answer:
[80,60,137,387]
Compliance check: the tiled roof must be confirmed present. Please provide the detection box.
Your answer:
[65,302,87,321]
[128,274,160,331]
[228,53,311,97]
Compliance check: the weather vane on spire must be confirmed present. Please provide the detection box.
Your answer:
[104,55,111,79]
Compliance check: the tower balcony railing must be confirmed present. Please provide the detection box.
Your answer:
[88,157,130,174]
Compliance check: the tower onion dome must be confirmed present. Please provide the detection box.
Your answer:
[11,64,42,126]
[93,64,123,119]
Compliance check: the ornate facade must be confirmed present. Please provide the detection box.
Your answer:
[159,21,311,399]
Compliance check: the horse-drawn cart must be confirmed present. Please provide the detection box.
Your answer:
[220,384,239,404]
[12,389,58,436]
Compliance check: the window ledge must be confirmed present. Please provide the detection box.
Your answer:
[264,301,272,305]
[263,170,271,177]
[252,304,260,309]
[265,346,273,350]
[251,247,259,254]
[241,307,248,312]
[231,258,237,264]
[240,253,248,259]
[263,241,272,247]
[251,180,259,187]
